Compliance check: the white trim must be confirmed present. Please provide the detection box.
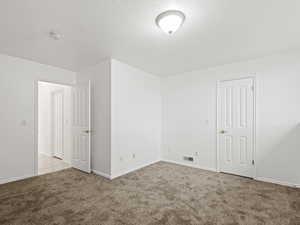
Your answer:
[0,174,34,185]
[92,170,111,179]
[162,159,216,172]
[216,80,220,172]
[252,76,257,179]
[63,159,71,165]
[39,152,53,157]
[51,89,65,159]
[162,159,300,189]
[110,159,161,179]
[34,80,39,176]
[216,76,257,178]
[93,160,161,180]
[255,177,300,189]
[2,161,299,190]
[88,80,92,173]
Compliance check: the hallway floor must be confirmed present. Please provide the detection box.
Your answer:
[38,153,70,175]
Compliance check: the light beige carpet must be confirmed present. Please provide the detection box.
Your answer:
[0,162,300,225]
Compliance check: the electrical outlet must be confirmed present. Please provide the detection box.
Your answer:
[195,152,199,156]
[132,154,135,159]
[120,157,123,162]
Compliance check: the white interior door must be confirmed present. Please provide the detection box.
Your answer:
[218,78,255,178]
[71,81,91,173]
[52,90,64,159]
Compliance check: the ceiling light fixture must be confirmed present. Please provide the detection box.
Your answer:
[156,10,185,35]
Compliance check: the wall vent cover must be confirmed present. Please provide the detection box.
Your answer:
[183,156,194,162]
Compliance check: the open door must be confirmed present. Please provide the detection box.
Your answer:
[71,81,91,173]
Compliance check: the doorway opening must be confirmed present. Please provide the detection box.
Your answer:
[37,81,72,175]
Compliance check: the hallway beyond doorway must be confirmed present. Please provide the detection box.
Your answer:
[38,153,70,175]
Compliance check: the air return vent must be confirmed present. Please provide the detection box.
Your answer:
[183,156,194,162]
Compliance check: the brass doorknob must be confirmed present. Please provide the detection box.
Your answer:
[219,130,226,134]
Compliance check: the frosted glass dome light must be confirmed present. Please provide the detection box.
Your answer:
[156,10,185,35]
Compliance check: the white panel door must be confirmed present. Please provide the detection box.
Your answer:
[71,81,91,173]
[218,78,255,178]
[52,90,64,159]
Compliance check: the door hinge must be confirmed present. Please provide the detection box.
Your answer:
[252,160,255,165]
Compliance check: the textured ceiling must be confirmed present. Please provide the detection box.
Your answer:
[0,0,300,76]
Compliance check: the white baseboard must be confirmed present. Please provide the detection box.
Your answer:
[163,159,300,189]
[39,152,53,157]
[2,161,298,191]
[92,170,111,180]
[0,174,34,185]
[63,159,71,165]
[255,177,300,189]
[110,159,161,180]
[162,159,217,172]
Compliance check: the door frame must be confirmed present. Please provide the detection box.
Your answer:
[34,80,72,176]
[216,76,257,178]
[51,89,65,159]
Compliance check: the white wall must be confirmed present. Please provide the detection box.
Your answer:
[77,59,161,178]
[162,50,300,185]
[0,54,75,184]
[38,82,72,163]
[111,59,161,177]
[76,60,111,175]
[3,49,298,187]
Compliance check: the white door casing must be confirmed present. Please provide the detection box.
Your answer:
[217,77,255,178]
[71,81,91,173]
[52,90,64,159]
